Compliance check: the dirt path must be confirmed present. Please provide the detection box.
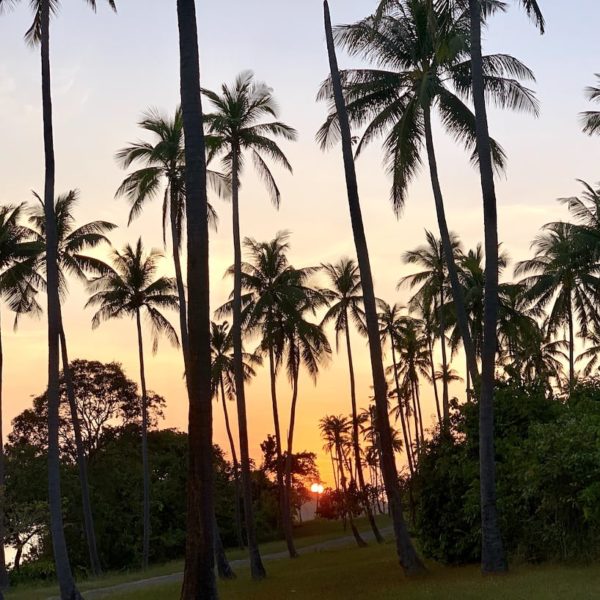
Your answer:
[67,526,393,599]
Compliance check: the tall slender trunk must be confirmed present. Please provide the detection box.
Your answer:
[567,292,575,389]
[219,377,244,550]
[410,378,421,454]
[345,321,383,543]
[135,310,151,570]
[170,190,190,376]
[390,341,414,476]
[437,290,450,425]
[330,454,339,491]
[283,351,301,557]
[466,355,472,399]
[423,104,479,385]
[177,1,217,595]
[414,379,425,444]
[214,513,235,580]
[335,438,367,548]
[0,314,7,590]
[468,0,507,573]
[230,149,266,579]
[58,324,102,576]
[267,332,297,558]
[428,333,443,427]
[323,1,424,574]
[40,3,81,597]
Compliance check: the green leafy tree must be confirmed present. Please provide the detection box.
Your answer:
[86,239,179,569]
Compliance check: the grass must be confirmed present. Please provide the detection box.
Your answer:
[5,515,390,600]
[101,542,600,600]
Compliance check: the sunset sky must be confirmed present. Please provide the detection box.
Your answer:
[0,0,598,484]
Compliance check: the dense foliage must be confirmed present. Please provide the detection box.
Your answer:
[414,379,600,563]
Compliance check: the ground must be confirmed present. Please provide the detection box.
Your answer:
[6,516,600,599]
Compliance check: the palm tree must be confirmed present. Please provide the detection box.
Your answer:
[116,106,224,376]
[515,223,598,388]
[202,71,297,579]
[319,0,537,386]
[402,231,463,424]
[1,0,116,595]
[466,0,544,573]
[319,414,367,547]
[581,75,600,136]
[210,320,260,549]
[321,258,384,543]
[30,190,115,576]
[86,239,179,570]
[322,1,423,574]
[219,232,315,558]
[0,204,42,588]
[175,0,216,595]
[281,293,331,552]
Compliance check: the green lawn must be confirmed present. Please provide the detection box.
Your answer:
[103,542,600,600]
[5,515,390,600]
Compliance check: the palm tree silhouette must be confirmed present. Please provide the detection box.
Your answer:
[321,258,384,543]
[210,320,260,549]
[318,0,537,386]
[116,107,224,375]
[466,0,543,572]
[0,0,117,593]
[202,71,297,578]
[0,204,42,586]
[581,75,600,135]
[86,239,179,570]
[30,189,115,576]
[322,0,423,575]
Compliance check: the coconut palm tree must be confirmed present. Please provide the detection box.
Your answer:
[202,72,297,578]
[581,75,600,136]
[30,190,115,576]
[175,0,216,595]
[322,0,424,574]
[0,203,42,588]
[319,414,367,547]
[116,106,225,375]
[319,0,537,386]
[515,223,599,388]
[321,258,384,543]
[465,0,544,573]
[210,320,260,549]
[218,232,316,558]
[86,239,179,570]
[401,231,463,424]
[1,0,116,594]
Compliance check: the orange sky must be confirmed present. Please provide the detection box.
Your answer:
[0,0,598,485]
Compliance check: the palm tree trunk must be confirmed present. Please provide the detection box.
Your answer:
[230,149,266,579]
[331,454,339,491]
[390,333,415,476]
[170,191,190,376]
[135,309,151,570]
[336,439,367,548]
[267,336,297,558]
[345,321,383,543]
[437,291,450,426]
[0,314,8,590]
[423,104,479,386]
[410,379,421,454]
[568,292,575,388]
[283,354,300,558]
[468,0,507,574]
[428,333,443,427]
[176,1,217,595]
[58,324,102,576]
[323,1,424,575]
[219,378,244,550]
[414,380,425,444]
[40,3,82,597]
[214,513,235,580]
